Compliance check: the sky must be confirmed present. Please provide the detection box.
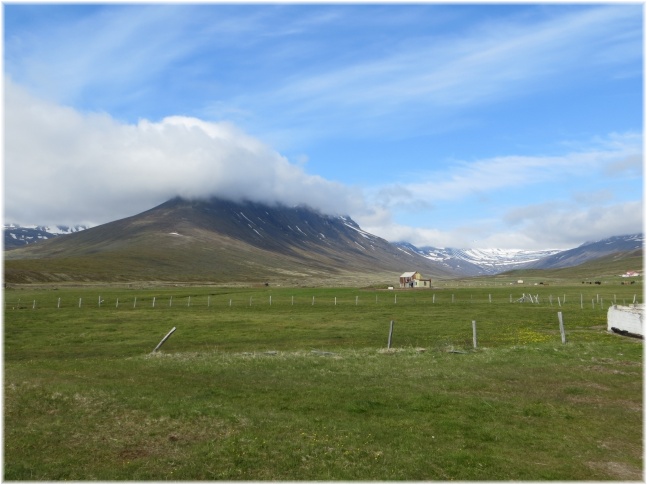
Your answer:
[3,3,644,250]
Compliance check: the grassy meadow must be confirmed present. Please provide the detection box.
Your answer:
[4,283,643,480]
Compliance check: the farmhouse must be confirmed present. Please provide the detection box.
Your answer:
[399,271,432,288]
[621,270,641,278]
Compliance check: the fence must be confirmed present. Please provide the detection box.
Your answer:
[5,289,641,312]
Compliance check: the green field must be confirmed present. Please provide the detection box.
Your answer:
[4,283,643,480]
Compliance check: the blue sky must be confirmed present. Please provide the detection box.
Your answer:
[3,3,643,249]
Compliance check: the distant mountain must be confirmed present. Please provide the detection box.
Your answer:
[525,234,644,270]
[394,242,561,276]
[4,224,89,250]
[394,234,643,276]
[4,197,457,285]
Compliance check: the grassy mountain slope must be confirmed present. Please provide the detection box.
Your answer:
[4,197,456,285]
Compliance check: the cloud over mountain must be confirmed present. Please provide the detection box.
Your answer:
[5,78,362,226]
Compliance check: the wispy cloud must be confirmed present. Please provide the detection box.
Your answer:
[6,5,640,138]
[227,5,641,139]
[368,132,642,208]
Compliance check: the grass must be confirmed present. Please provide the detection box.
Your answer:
[4,284,643,480]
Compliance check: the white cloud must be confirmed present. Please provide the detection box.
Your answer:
[367,132,642,209]
[5,77,642,251]
[4,79,362,226]
[503,200,644,248]
[359,198,644,251]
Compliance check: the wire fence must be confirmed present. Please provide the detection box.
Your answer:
[5,290,642,311]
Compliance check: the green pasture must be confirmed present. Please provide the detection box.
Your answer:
[4,284,643,480]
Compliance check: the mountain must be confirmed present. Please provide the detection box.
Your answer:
[4,197,457,285]
[525,234,644,270]
[394,242,561,276]
[394,234,643,276]
[4,224,89,250]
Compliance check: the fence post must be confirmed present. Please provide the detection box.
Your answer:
[557,312,566,344]
[152,327,177,353]
[472,320,478,349]
[387,320,395,349]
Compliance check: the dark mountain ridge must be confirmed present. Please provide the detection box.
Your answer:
[524,234,643,270]
[4,197,457,285]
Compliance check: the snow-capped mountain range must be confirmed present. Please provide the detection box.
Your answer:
[394,242,562,275]
[4,224,89,249]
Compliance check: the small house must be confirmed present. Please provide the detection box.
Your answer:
[399,271,432,288]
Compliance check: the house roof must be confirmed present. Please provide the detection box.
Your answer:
[400,271,417,278]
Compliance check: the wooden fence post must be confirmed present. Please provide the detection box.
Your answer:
[557,312,566,344]
[472,320,478,349]
[152,327,177,353]
[387,320,395,349]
